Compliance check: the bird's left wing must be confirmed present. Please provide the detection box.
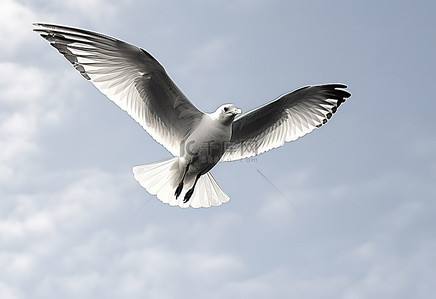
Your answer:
[222,84,351,161]
[33,23,203,156]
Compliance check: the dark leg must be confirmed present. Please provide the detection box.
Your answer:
[183,174,201,203]
[175,163,190,199]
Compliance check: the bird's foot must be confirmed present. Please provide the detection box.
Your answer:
[174,182,183,199]
[183,188,194,203]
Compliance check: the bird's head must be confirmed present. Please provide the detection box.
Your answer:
[211,104,242,125]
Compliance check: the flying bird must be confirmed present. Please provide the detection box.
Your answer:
[33,23,351,208]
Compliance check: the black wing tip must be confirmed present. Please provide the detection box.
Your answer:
[331,83,351,99]
[295,83,351,100]
[317,84,351,107]
[311,83,351,129]
[321,83,350,94]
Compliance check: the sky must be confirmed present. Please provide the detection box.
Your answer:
[1,0,436,298]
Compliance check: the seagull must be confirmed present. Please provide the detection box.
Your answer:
[33,23,351,208]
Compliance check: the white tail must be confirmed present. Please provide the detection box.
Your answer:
[132,158,230,208]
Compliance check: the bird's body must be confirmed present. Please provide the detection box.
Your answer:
[171,105,241,204]
[182,105,241,174]
[34,23,351,208]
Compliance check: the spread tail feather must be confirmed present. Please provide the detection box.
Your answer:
[132,158,230,208]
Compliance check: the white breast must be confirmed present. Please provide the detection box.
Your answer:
[181,114,232,174]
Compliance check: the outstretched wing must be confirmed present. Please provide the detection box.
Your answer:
[222,84,351,161]
[34,23,203,156]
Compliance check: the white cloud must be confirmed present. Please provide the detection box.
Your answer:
[1,1,436,298]
[58,0,118,23]
[217,267,349,299]
[0,0,37,57]
[0,63,50,105]
[0,281,24,299]
[250,165,436,298]
[343,239,436,299]
[0,167,248,299]
[0,62,67,183]
[0,0,120,59]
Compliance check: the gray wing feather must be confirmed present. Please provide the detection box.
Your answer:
[222,84,351,161]
[34,23,203,156]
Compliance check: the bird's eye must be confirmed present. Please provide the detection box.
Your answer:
[224,107,229,112]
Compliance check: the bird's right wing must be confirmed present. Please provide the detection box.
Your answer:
[222,84,351,161]
[34,23,203,156]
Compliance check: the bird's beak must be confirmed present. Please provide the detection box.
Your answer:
[233,108,242,115]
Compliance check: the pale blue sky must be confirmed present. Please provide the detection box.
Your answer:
[1,0,435,298]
